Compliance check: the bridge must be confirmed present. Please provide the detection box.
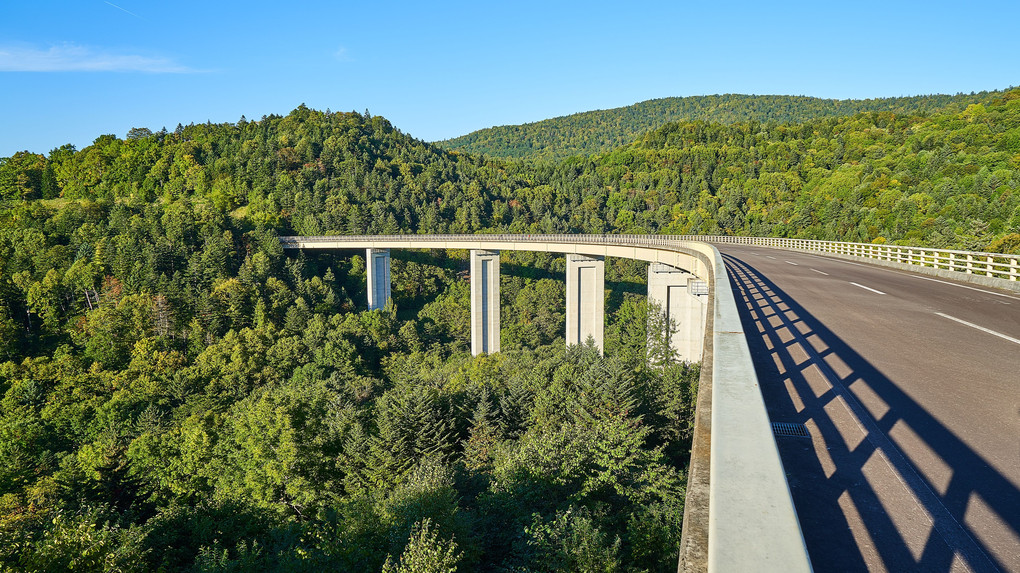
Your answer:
[281,234,1020,573]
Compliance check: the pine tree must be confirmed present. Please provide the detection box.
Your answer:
[463,390,503,471]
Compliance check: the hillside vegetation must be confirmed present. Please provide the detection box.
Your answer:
[0,109,694,571]
[439,91,1008,161]
[1,88,1019,570]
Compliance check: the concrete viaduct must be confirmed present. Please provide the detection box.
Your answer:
[281,233,1020,573]
[315,239,707,359]
[281,233,809,573]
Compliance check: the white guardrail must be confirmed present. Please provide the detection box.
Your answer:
[675,235,1020,285]
[280,233,813,573]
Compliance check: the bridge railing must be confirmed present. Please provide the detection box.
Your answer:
[281,233,812,572]
[281,233,681,248]
[285,233,1020,284]
[671,235,1020,283]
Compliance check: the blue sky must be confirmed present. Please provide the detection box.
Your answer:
[1,0,1018,157]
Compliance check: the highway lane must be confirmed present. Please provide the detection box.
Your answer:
[715,244,1020,573]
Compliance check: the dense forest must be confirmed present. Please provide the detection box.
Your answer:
[0,109,697,571]
[1,87,1019,570]
[439,91,1010,161]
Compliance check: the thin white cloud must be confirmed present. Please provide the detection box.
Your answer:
[334,46,353,62]
[0,44,195,73]
[104,1,141,19]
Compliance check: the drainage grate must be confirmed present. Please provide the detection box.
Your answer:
[771,422,810,438]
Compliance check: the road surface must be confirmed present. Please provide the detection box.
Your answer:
[715,244,1020,573]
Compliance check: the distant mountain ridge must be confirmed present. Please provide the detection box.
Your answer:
[438,91,1011,161]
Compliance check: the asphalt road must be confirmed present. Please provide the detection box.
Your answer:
[715,244,1020,573]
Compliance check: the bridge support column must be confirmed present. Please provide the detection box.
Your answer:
[471,249,501,355]
[366,248,391,311]
[647,263,707,362]
[566,254,605,350]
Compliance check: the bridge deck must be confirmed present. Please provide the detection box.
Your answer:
[718,243,1020,573]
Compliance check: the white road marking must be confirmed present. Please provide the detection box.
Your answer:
[799,253,872,268]
[935,313,1020,345]
[766,255,777,260]
[905,274,1017,301]
[811,268,829,276]
[785,260,799,266]
[794,253,1018,300]
[728,245,1019,300]
[850,282,886,295]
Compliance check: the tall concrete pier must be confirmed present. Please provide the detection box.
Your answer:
[566,254,605,350]
[470,249,501,355]
[647,262,708,362]
[366,248,391,311]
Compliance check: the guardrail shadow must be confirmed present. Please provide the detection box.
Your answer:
[721,253,1017,573]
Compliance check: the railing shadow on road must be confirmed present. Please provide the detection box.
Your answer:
[721,253,1018,573]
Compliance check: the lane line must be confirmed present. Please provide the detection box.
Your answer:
[766,255,777,260]
[798,253,875,268]
[785,260,799,266]
[905,274,1016,301]
[725,246,1019,303]
[935,312,1020,345]
[850,282,886,295]
[810,268,829,276]
[788,252,1018,300]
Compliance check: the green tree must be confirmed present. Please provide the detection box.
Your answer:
[382,518,462,573]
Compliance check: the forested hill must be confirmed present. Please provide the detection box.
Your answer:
[2,91,1019,249]
[439,91,1008,161]
[1,90,1020,569]
[0,107,697,570]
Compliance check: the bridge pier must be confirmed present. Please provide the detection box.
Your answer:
[366,248,391,311]
[647,262,708,362]
[566,254,605,350]
[470,249,501,355]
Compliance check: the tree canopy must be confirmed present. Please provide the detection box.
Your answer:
[439,90,1011,161]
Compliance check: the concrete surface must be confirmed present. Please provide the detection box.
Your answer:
[366,248,391,311]
[566,253,605,350]
[470,249,501,355]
